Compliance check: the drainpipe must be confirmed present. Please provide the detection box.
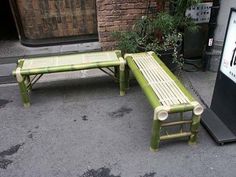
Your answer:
[203,0,221,71]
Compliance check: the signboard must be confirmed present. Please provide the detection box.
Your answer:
[220,11,236,83]
[201,8,236,144]
[186,2,213,24]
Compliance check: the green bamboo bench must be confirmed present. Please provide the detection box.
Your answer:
[125,51,203,151]
[13,51,127,107]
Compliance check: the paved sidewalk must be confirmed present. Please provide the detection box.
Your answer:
[0,70,235,177]
[0,41,101,64]
[181,71,217,107]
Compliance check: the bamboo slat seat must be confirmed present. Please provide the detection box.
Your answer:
[13,51,127,107]
[133,53,190,106]
[22,51,119,70]
[125,51,203,151]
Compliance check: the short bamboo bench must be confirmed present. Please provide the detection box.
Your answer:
[125,52,203,151]
[13,51,127,107]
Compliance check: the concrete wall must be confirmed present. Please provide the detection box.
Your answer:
[209,0,236,71]
[214,0,236,43]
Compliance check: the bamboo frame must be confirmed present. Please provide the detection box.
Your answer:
[13,51,127,107]
[161,120,192,127]
[131,53,190,106]
[15,60,30,107]
[160,132,192,141]
[13,60,122,76]
[125,52,203,151]
[99,68,117,81]
[149,51,195,102]
[29,74,43,88]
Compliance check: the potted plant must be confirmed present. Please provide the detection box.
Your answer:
[113,0,201,72]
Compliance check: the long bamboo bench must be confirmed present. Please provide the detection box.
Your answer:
[125,51,203,151]
[13,51,127,107]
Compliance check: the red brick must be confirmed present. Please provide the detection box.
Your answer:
[97,0,158,50]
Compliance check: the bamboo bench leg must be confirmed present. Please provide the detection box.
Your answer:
[114,66,119,81]
[188,102,203,145]
[119,58,126,96]
[124,65,130,90]
[119,68,125,96]
[18,77,30,108]
[150,119,161,152]
[189,113,201,145]
[15,62,31,107]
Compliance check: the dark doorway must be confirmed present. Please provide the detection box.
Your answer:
[0,1,18,40]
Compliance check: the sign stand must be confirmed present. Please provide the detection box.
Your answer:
[202,8,236,145]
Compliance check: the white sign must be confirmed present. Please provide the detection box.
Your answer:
[220,11,236,83]
[185,2,213,24]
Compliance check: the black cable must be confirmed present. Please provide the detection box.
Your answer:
[183,73,209,108]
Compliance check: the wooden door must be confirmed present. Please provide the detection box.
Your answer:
[14,0,98,40]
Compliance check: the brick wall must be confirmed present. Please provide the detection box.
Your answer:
[96,0,158,50]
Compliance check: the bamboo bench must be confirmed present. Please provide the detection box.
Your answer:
[125,52,203,151]
[13,51,127,107]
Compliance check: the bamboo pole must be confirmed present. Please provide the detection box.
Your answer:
[149,52,195,102]
[15,60,30,107]
[115,50,122,58]
[18,78,30,108]
[115,50,122,81]
[114,66,119,81]
[25,76,32,90]
[30,74,43,88]
[160,132,192,141]
[124,64,130,90]
[126,56,161,109]
[126,55,161,151]
[168,104,194,113]
[150,119,161,151]
[119,57,126,96]
[127,59,194,112]
[189,114,201,145]
[161,120,192,127]
[13,61,122,76]
[119,69,125,96]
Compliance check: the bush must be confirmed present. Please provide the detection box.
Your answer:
[113,0,202,70]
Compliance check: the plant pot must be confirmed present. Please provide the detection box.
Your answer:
[157,46,181,72]
[137,44,182,72]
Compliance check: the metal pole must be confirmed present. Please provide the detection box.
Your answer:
[203,0,220,71]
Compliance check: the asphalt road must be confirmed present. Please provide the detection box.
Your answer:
[0,72,235,177]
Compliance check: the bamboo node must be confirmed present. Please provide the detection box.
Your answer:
[124,54,133,58]
[147,51,155,55]
[192,103,204,116]
[150,147,159,152]
[190,101,200,107]
[15,67,23,82]
[18,59,24,64]
[114,50,121,53]
[154,106,170,121]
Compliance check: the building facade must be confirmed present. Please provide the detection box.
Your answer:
[10,0,158,49]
